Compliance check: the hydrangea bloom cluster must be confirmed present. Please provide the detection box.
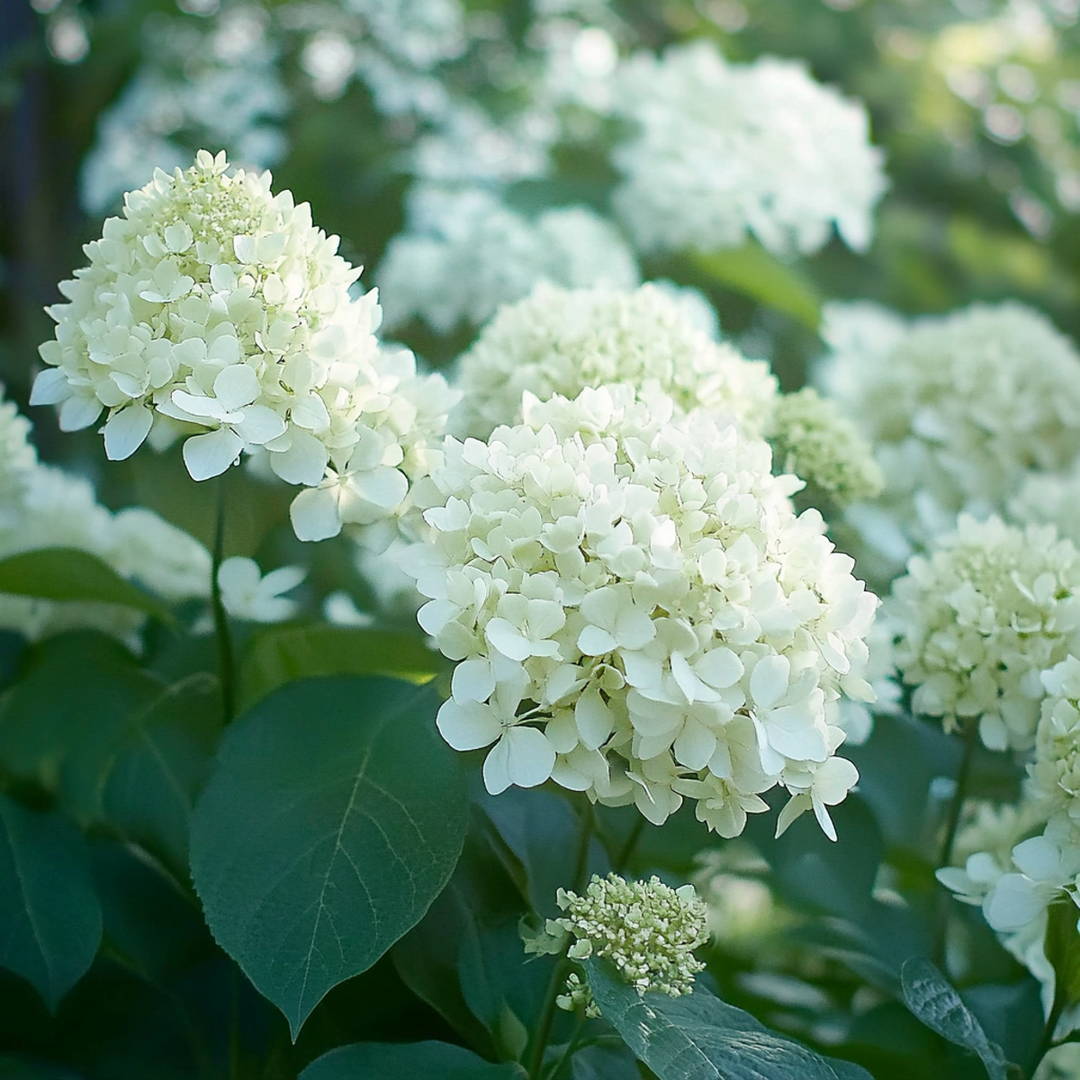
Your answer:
[611,41,887,257]
[32,151,454,542]
[890,514,1080,751]
[818,301,1080,568]
[451,282,776,440]
[553,874,707,1015]
[376,186,640,334]
[767,388,884,509]
[1009,466,1080,550]
[0,390,211,644]
[404,384,878,839]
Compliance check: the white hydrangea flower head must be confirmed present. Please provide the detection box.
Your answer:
[819,301,1080,575]
[105,508,212,602]
[376,186,640,334]
[33,150,454,543]
[611,40,887,257]
[0,387,38,521]
[890,514,1080,751]
[546,873,708,1014]
[1009,466,1080,549]
[1032,656,1080,822]
[451,282,775,440]
[767,388,884,508]
[404,384,879,839]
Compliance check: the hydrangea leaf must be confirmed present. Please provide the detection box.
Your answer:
[0,548,174,623]
[299,1040,527,1080]
[900,958,1009,1080]
[0,634,220,873]
[1044,900,1080,1017]
[0,795,103,1011]
[586,958,872,1080]
[190,676,468,1038]
[238,625,444,711]
[690,241,821,331]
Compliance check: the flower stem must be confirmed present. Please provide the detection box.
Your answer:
[526,801,594,1080]
[210,478,236,723]
[933,722,980,966]
[542,1014,587,1080]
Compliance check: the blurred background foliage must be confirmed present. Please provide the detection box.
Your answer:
[3,2,1080,1077]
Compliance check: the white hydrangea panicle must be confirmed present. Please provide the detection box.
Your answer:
[451,282,776,439]
[404,383,879,839]
[0,387,39,523]
[818,301,1080,577]
[890,514,1080,751]
[33,150,453,543]
[528,873,707,1015]
[611,41,887,258]
[1032,656,1080,822]
[376,186,641,335]
[767,388,884,508]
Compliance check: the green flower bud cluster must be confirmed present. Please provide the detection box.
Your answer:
[548,873,708,1015]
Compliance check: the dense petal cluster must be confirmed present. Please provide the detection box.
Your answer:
[1009,466,1080,549]
[767,388,884,508]
[890,514,1080,750]
[1031,656,1080,821]
[0,391,210,643]
[451,282,776,439]
[376,187,640,334]
[819,302,1080,571]
[611,41,887,257]
[404,384,878,839]
[33,150,454,542]
[548,874,708,1014]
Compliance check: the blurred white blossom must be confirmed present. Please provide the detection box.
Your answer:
[611,40,887,257]
[377,186,640,334]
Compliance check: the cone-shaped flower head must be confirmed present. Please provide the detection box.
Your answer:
[32,150,455,541]
[452,282,777,440]
[890,514,1080,751]
[404,384,878,839]
[546,873,707,1015]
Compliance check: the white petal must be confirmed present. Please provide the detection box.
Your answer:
[103,404,153,460]
[290,486,342,542]
[502,726,556,788]
[985,874,1051,932]
[259,565,306,599]
[775,793,811,838]
[213,363,260,411]
[217,556,261,596]
[812,756,859,804]
[452,659,497,704]
[346,467,408,512]
[269,430,329,486]
[696,647,743,689]
[674,720,716,771]
[578,625,618,657]
[575,689,614,750]
[437,699,502,752]
[235,405,287,446]
[764,706,828,761]
[182,428,244,480]
[1012,835,1061,880]
[30,368,70,405]
[485,618,531,662]
[750,654,790,710]
[59,394,103,431]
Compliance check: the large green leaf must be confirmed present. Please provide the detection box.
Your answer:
[190,676,468,1038]
[299,1040,527,1080]
[0,795,103,1010]
[900,958,1009,1080]
[689,242,821,331]
[0,548,173,623]
[586,960,872,1080]
[239,624,444,711]
[0,634,220,871]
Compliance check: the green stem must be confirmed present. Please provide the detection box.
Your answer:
[933,722,980,966]
[542,1015,587,1080]
[526,802,594,1080]
[1029,991,1068,1079]
[613,815,646,874]
[210,479,236,723]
